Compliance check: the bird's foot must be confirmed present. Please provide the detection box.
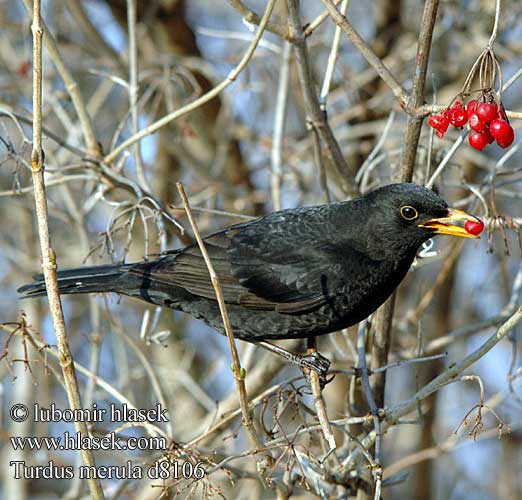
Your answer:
[297,351,333,389]
[252,340,333,388]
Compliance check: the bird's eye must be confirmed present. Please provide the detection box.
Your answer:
[400,205,419,220]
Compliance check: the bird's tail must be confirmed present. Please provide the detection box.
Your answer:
[17,264,131,299]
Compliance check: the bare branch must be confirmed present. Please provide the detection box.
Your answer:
[321,0,407,104]
[104,0,277,165]
[28,2,104,498]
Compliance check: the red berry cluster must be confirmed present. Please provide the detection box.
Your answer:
[428,100,515,151]
[428,101,467,138]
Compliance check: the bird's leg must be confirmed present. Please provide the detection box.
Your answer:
[252,340,331,386]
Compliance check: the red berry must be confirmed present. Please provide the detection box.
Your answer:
[465,219,484,236]
[449,100,462,111]
[468,113,487,133]
[467,100,478,117]
[497,138,514,148]
[489,119,508,138]
[476,102,498,123]
[484,128,494,144]
[490,119,515,148]
[428,114,450,135]
[450,107,468,127]
[469,131,489,150]
[446,101,463,123]
[496,133,515,149]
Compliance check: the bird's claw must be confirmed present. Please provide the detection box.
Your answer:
[298,351,332,389]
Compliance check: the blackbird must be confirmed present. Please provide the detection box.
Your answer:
[18,183,480,377]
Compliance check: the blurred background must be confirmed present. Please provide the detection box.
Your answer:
[1,1,521,499]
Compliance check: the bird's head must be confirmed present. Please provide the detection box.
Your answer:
[360,183,482,259]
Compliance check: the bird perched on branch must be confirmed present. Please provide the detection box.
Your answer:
[18,183,482,380]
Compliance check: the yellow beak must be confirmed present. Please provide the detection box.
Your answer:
[418,208,482,238]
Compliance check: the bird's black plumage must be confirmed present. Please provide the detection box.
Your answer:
[18,183,476,342]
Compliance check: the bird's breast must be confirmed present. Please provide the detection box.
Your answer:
[314,256,414,332]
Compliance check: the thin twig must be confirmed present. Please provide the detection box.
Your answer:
[176,183,268,466]
[286,0,358,196]
[127,0,148,189]
[0,109,88,157]
[28,2,104,498]
[307,328,338,461]
[455,375,504,440]
[356,111,396,188]
[271,41,292,211]
[21,0,100,157]
[357,320,383,500]
[228,0,345,40]
[372,352,448,374]
[400,0,440,181]
[384,408,514,479]
[312,125,331,202]
[304,0,343,36]
[105,0,277,164]
[116,330,173,437]
[65,0,126,75]
[309,370,339,459]
[59,181,103,500]
[320,0,350,107]
[487,0,501,49]
[369,294,395,410]
[347,306,522,469]
[321,0,407,104]
[16,324,161,434]
[227,0,289,40]
[425,132,466,188]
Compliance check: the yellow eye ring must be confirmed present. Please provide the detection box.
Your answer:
[400,205,418,220]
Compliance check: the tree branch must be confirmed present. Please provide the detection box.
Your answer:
[176,183,269,470]
[29,1,104,498]
[22,0,101,157]
[400,0,440,181]
[104,0,277,165]
[286,0,359,196]
[321,0,408,104]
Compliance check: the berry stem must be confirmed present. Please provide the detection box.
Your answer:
[487,0,501,50]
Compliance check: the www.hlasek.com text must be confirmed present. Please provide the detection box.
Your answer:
[11,431,168,452]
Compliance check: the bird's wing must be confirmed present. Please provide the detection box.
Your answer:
[128,213,350,314]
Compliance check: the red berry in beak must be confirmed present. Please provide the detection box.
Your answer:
[465,219,484,235]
